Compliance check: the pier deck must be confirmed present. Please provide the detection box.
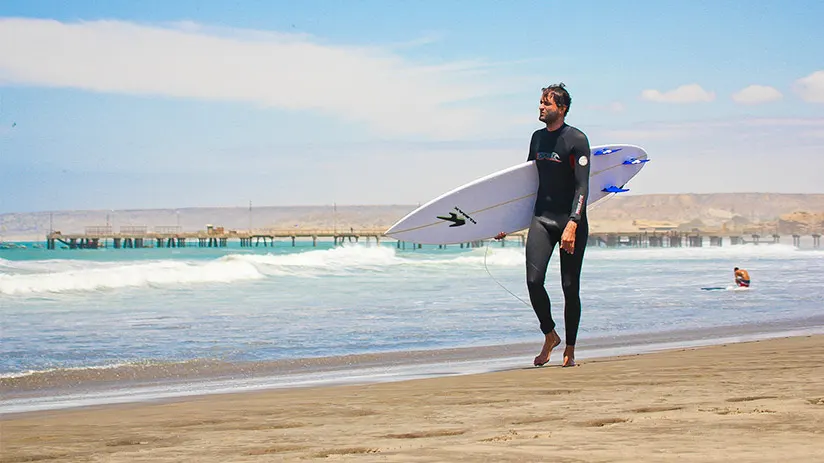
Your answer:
[44,228,821,250]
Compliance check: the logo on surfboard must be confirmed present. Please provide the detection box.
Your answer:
[437,207,477,227]
[436,212,465,227]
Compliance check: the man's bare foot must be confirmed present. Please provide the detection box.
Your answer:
[562,345,576,367]
[534,331,562,366]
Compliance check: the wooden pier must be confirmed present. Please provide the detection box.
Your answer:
[44,226,822,250]
[46,226,392,250]
[589,230,822,248]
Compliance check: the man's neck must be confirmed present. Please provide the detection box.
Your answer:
[545,119,565,132]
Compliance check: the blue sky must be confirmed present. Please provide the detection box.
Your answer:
[1,0,822,212]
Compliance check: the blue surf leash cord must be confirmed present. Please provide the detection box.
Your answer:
[482,192,618,308]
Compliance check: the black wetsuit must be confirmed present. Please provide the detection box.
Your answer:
[525,124,591,346]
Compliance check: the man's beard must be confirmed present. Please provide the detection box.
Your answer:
[540,109,562,125]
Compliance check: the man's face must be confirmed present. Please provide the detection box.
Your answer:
[539,93,564,124]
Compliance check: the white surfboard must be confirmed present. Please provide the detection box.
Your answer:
[385,144,649,244]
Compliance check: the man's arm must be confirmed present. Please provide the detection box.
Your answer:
[498,131,539,241]
[569,131,591,223]
[527,131,538,162]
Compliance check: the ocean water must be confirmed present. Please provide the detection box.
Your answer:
[2,239,823,413]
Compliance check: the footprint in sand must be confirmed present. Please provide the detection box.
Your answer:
[105,436,172,447]
[383,429,467,439]
[480,430,520,442]
[581,417,630,427]
[725,395,777,403]
[313,447,380,457]
[629,405,684,413]
[244,445,309,455]
[509,416,553,425]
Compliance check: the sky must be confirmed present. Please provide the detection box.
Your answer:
[1,0,823,213]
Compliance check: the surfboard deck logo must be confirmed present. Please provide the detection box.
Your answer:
[436,212,464,227]
[436,207,477,227]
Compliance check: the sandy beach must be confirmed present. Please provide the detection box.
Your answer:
[2,335,823,462]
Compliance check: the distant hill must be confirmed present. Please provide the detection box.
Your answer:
[1,205,417,241]
[2,193,823,241]
[586,193,824,234]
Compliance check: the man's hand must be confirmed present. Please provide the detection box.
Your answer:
[494,232,507,240]
[560,221,577,253]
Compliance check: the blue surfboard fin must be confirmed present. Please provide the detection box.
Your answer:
[602,185,629,193]
[594,147,623,156]
[623,158,650,165]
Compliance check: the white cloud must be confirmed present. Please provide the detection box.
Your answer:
[0,18,520,138]
[795,70,824,103]
[640,84,715,103]
[731,85,782,104]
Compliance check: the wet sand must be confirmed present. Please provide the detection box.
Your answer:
[2,335,824,462]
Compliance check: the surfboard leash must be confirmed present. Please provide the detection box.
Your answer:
[481,193,618,308]
[483,241,531,308]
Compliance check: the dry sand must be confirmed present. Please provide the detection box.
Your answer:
[2,335,823,462]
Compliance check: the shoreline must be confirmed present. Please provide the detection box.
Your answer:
[2,334,823,462]
[4,315,824,415]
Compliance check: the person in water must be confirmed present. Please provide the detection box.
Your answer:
[495,83,591,367]
[734,267,751,287]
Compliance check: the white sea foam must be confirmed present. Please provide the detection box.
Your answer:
[223,244,402,271]
[0,258,14,270]
[0,362,139,379]
[1,243,817,295]
[0,259,265,295]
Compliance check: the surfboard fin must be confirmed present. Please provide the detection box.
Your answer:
[602,185,630,193]
[623,158,650,165]
[594,147,623,156]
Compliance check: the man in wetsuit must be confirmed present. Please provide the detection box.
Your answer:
[734,267,751,287]
[496,83,590,367]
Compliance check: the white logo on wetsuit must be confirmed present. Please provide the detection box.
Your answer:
[578,156,588,166]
